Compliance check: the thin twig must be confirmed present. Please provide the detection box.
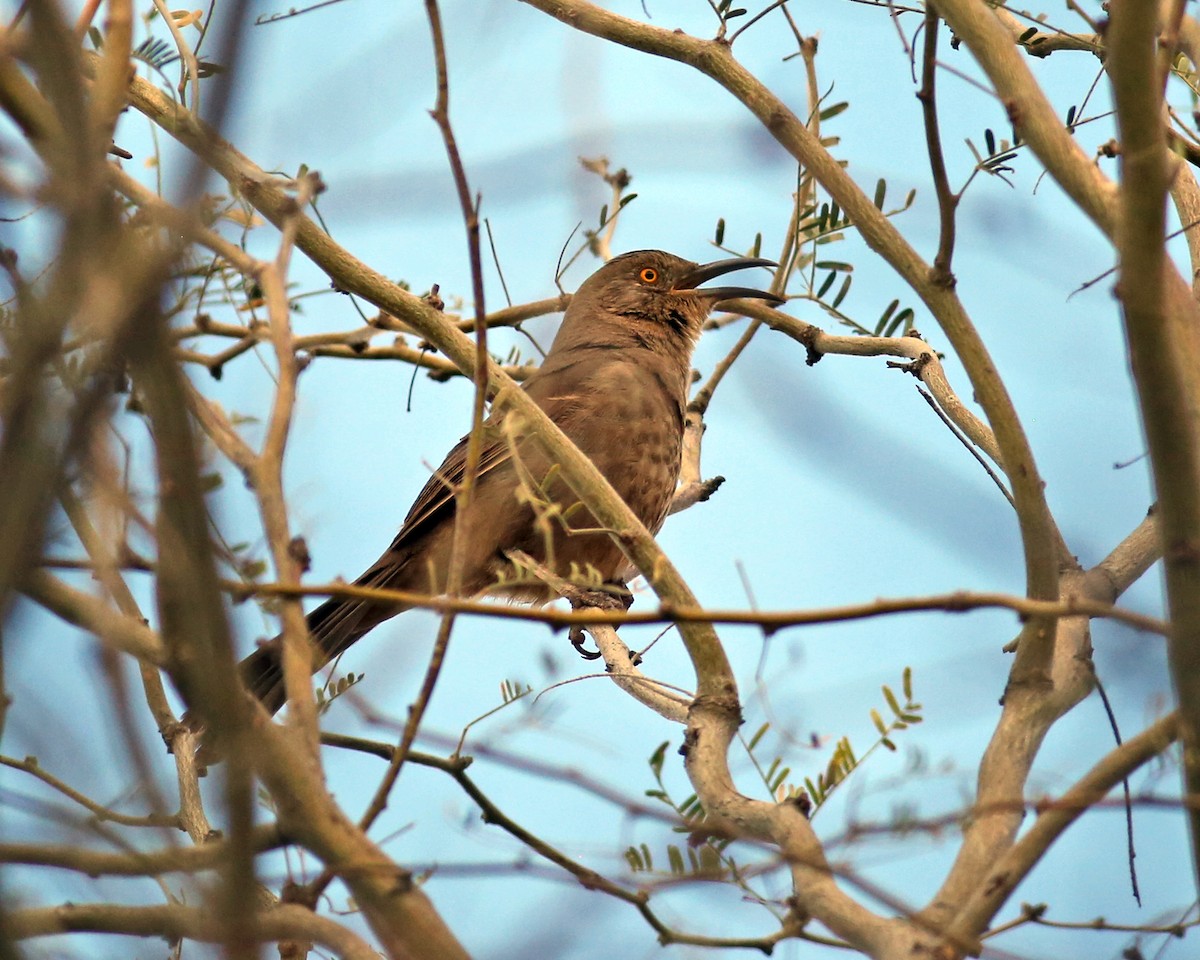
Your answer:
[226,578,1170,636]
[916,385,1014,507]
[324,734,811,954]
[258,173,321,739]
[917,4,958,285]
[1090,670,1141,906]
[484,218,512,307]
[149,0,200,111]
[0,755,179,829]
[353,0,489,855]
[729,0,788,44]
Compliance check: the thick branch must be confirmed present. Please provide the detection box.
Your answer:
[1109,0,1200,894]
[945,713,1179,942]
[7,902,377,960]
[20,570,164,664]
[0,825,283,877]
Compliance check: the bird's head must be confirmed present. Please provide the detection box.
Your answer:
[568,249,784,344]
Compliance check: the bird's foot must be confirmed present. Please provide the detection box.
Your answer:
[567,581,633,661]
[569,626,602,660]
[566,580,631,614]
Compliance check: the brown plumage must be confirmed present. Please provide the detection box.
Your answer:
[242,250,782,713]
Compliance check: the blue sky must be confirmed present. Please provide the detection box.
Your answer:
[2,2,1188,958]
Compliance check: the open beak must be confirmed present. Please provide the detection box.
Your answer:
[672,257,784,304]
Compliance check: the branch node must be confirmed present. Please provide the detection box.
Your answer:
[799,324,823,365]
[885,352,932,378]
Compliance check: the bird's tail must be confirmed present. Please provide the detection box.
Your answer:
[239,584,409,716]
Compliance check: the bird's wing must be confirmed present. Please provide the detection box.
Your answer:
[381,429,509,553]
[378,382,579,552]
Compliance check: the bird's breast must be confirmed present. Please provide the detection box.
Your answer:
[554,364,684,534]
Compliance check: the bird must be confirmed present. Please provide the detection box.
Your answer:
[241,250,783,714]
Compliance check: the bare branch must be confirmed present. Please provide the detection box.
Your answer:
[228,576,1169,636]
[20,570,165,664]
[1109,0,1200,890]
[8,902,378,960]
[0,754,177,829]
[0,825,284,877]
[944,712,1180,942]
[917,5,959,284]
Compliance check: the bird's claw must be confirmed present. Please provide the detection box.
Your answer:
[569,626,603,660]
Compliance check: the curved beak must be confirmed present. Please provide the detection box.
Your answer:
[672,257,785,304]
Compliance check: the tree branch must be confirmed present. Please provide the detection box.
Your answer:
[944,712,1179,943]
[228,577,1168,636]
[0,825,284,877]
[7,902,378,960]
[1108,0,1200,895]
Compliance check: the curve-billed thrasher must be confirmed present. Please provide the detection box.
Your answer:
[242,250,782,713]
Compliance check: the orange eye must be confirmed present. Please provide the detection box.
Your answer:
[639,267,658,283]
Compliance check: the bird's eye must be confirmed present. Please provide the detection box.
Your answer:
[639,267,659,283]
